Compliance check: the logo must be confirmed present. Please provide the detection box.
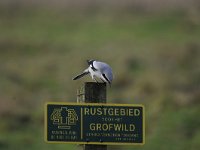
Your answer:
[50,107,78,129]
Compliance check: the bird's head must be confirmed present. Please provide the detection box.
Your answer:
[87,59,95,65]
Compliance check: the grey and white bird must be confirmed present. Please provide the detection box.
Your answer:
[73,60,113,86]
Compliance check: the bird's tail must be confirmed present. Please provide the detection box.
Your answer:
[72,70,89,80]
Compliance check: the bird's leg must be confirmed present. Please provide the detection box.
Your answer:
[94,77,99,83]
[100,78,106,83]
[92,75,99,83]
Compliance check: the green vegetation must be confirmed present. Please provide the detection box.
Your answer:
[0,2,200,150]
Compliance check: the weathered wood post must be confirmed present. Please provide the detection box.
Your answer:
[77,82,107,150]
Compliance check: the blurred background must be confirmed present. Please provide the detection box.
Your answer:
[0,0,200,150]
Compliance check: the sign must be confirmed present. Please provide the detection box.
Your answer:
[45,102,145,145]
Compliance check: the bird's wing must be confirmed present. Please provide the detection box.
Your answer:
[102,73,111,84]
[93,61,107,71]
[72,70,90,80]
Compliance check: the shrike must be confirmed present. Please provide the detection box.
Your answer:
[73,60,113,86]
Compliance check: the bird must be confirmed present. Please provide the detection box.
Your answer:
[72,60,113,86]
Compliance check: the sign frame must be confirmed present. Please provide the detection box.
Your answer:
[44,102,145,145]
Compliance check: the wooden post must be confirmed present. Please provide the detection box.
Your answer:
[77,82,107,150]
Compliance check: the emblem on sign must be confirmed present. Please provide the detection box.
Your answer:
[50,107,78,129]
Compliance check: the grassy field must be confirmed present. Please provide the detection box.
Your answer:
[0,2,200,150]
